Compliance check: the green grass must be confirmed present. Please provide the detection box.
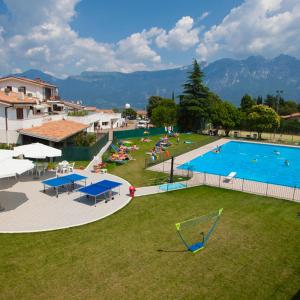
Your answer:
[0,186,299,299]
[48,160,90,170]
[103,133,218,187]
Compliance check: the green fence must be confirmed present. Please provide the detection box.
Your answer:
[61,133,108,161]
[113,127,178,140]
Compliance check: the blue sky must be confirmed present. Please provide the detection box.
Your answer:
[0,0,299,77]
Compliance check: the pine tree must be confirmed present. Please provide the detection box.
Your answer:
[182,59,209,99]
[178,59,211,131]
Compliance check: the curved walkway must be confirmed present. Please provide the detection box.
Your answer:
[0,170,131,233]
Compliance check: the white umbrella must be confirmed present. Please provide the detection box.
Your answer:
[0,159,34,179]
[13,143,62,159]
[0,150,14,161]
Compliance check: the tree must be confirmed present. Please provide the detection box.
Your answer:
[278,100,298,116]
[147,96,175,118]
[247,105,280,139]
[255,96,263,105]
[211,101,241,136]
[178,59,211,131]
[279,119,300,134]
[240,94,255,112]
[264,94,277,110]
[151,105,177,127]
[122,108,137,119]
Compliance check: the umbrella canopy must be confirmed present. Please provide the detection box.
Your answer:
[0,150,14,161]
[13,143,62,159]
[0,159,34,179]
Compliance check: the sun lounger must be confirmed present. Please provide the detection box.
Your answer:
[224,172,236,182]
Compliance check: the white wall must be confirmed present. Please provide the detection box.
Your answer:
[0,78,56,101]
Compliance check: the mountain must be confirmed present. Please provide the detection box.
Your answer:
[13,55,300,108]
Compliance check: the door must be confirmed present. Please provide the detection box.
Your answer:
[16,108,24,119]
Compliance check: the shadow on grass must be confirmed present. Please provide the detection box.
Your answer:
[291,289,300,300]
[157,249,188,253]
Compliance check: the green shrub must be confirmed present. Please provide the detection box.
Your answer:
[0,143,13,150]
[74,132,96,146]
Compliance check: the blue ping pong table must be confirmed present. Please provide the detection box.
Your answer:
[42,173,87,197]
[78,179,122,205]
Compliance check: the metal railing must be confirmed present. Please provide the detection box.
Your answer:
[148,160,300,203]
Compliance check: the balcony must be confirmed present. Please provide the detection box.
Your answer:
[7,114,64,130]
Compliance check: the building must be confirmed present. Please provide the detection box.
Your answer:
[137,110,148,119]
[0,76,58,101]
[0,76,124,145]
[281,112,300,121]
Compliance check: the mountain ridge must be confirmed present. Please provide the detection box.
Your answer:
[12,54,300,108]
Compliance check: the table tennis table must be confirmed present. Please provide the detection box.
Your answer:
[42,173,87,198]
[78,179,122,205]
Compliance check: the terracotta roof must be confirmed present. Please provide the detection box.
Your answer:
[19,120,88,142]
[61,100,84,110]
[281,112,300,119]
[0,91,37,105]
[0,76,57,88]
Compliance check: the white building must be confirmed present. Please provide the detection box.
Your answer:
[0,76,124,145]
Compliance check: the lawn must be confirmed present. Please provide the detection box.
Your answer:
[0,186,299,300]
[103,133,218,187]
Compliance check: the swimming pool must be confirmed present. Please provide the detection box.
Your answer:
[178,141,300,188]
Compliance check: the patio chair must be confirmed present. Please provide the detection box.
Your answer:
[43,162,48,173]
[55,166,60,177]
[36,165,44,178]
[68,162,75,173]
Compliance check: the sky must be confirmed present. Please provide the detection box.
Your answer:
[0,0,299,77]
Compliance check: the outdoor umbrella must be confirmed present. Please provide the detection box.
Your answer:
[0,150,14,161]
[13,143,62,159]
[0,159,34,179]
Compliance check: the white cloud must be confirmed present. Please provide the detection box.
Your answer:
[155,16,200,51]
[0,0,168,76]
[117,29,162,64]
[199,11,210,21]
[196,0,300,61]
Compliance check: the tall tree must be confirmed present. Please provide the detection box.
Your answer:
[178,59,211,131]
[240,94,255,112]
[256,96,263,105]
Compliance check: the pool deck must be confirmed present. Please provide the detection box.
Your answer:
[0,170,131,233]
[147,138,300,203]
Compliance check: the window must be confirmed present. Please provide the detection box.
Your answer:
[44,87,51,99]
[16,108,24,120]
[18,86,26,94]
[102,122,109,126]
[6,86,12,92]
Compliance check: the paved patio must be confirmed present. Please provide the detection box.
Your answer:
[0,170,131,233]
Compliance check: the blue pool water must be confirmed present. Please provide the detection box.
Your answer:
[159,182,186,191]
[178,141,300,188]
